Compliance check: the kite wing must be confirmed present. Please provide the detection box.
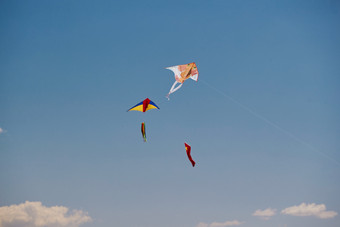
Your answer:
[185,143,195,167]
[165,66,181,77]
[141,122,147,142]
[127,98,160,112]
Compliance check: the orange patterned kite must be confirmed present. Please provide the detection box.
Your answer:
[166,62,198,99]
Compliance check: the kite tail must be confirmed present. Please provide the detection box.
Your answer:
[166,81,183,99]
[141,122,147,142]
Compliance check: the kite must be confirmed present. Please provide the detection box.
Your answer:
[127,98,160,112]
[166,62,198,99]
[128,98,159,142]
[185,143,195,167]
[141,122,147,142]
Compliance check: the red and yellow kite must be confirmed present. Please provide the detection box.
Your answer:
[128,98,159,142]
[127,98,160,112]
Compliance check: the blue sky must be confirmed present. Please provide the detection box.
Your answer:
[0,0,339,227]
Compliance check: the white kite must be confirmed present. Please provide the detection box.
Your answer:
[166,62,198,99]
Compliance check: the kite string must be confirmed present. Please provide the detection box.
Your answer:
[200,79,340,166]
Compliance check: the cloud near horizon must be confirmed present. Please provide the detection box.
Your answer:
[252,208,276,220]
[281,203,337,219]
[0,201,92,227]
[196,220,244,227]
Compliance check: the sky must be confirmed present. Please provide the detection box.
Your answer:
[0,0,340,227]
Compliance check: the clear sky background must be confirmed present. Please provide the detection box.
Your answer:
[1,0,339,227]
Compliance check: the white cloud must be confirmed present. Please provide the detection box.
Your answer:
[281,203,337,219]
[252,208,276,220]
[0,128,4,134]
[196,220,244,227]
[0,201,92,227]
